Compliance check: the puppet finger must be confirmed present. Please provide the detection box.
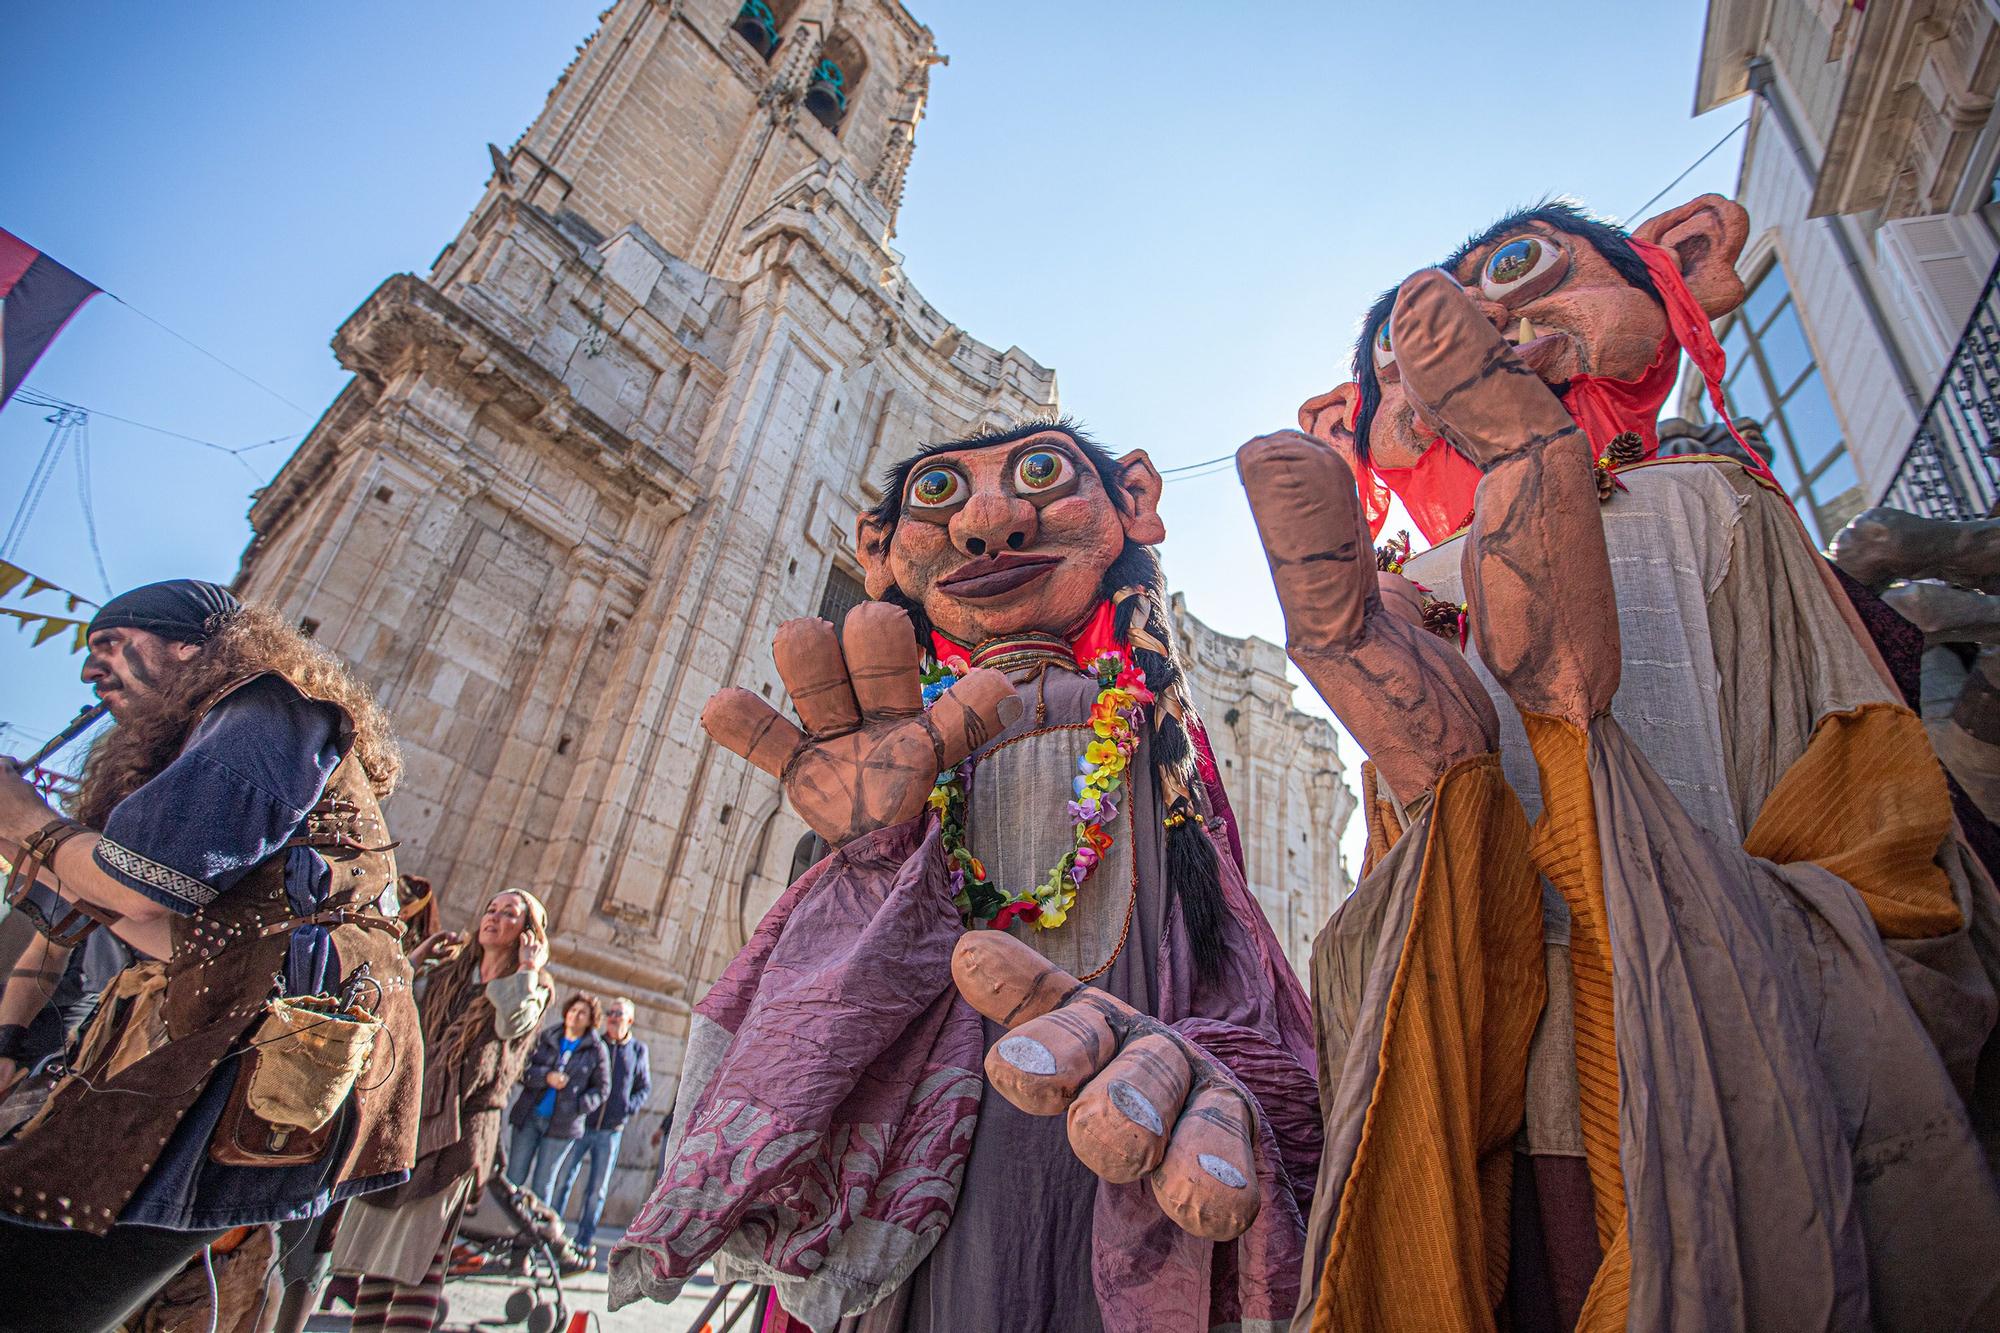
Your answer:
[841,602,923,721]
[954,931,1087,1027]
[773,617,862,737]
[1150,1080,1260,1241]
[924,667,1022,768]
[1390,269,1579,470]
[1067,1031,1192,1183]
[1237,431,1376,652]
[701,688,806,778]
[983,1003,1120,1117]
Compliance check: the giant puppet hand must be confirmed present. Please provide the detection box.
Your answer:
[1390,269,1620,728]
[702,602,1022,847]
[1235,431,1498,806]
[952,931,1261,1241]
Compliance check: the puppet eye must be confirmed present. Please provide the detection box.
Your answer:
[1372,321,1396,372]
[908,466,963,510]
[1014,449,1072,493]
[1481,237,1564,301]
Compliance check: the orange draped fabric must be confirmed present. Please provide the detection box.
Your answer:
[1519,713,1630,1332]
[1744,704,1962,940]
[1309,755,1543,1332]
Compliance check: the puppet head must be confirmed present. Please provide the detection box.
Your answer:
[858,421,1234,982]
[1300,194,1752,542]
[856,421,1166,651]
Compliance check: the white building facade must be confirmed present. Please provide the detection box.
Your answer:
[1687,0,2000,533]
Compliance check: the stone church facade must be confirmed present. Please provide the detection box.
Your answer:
[237,0,1350,1223]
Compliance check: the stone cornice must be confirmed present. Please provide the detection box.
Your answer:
[343,274,701,511]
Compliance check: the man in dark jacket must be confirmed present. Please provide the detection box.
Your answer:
[507,992,609,1200]
[550,995,651,1259]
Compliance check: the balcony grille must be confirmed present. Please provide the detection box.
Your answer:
[1883,253,2000,518]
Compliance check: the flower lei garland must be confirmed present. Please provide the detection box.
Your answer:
[922,646,1153,930]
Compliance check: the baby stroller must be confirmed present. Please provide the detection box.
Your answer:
[302,1177,578,1332]
[439,1176,578,1331]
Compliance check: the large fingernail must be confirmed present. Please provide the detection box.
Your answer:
[996,1035,1055,1075]
[996,694,1025,726]
[1198,1153,1247,1189]
[1109,1081,1163,1136]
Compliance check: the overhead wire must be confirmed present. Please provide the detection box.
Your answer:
[107,293,315,418]
[1627,117,1749,223]
[73,416,114,596]
[3,407,79,558]
[1150,123,1751,488]
[11,385,292,482]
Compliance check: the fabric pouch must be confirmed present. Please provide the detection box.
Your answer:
[210,995,380,1166]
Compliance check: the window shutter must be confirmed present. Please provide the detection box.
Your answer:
[1879,213,1998,379]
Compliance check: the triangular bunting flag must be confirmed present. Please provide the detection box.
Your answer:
[22,577,56,600]
[0,605,88,652]
[0,563,24,598]
[1,228,102,411]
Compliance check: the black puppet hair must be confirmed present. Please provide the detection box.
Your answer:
[1348,198,1664,465]
[1104,541,1230,987]
[868,420,1230,984]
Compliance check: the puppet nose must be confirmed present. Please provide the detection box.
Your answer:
[953,495,1037,557]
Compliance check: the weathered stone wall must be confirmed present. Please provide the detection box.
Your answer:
[1172,595,1355,974]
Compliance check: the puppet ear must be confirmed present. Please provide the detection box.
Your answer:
[1113,450,1168,546]
[1299,383,1363,466]
[854,512,900,599]
[1632,193,1751,319]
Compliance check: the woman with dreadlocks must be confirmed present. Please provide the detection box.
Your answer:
[328,888,551,1332]
[609,422,1319,1333]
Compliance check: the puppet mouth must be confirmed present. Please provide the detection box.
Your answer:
[939,553,1062,599]
[1505,318,1570,379]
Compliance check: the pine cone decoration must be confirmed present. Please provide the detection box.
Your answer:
[1420,595,1468,644]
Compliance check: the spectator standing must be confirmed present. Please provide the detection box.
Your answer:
[507,993,607,1199]
[549,996,651,1264]
[329,888,551,1333]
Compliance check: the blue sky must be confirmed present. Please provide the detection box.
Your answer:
[0,2,1745,865]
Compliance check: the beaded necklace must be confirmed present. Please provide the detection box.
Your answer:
[922,643,1153,930]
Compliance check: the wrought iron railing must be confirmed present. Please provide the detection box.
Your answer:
[1882,253,2000,518]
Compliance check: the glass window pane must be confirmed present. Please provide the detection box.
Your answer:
[1741,269,1787,331]
[1777,368,1842,467]
[1725,363,1774,426]
[1721,320,1752,383]
[1757,302,1814,392]
[1763,425,1804,493]
[1809,447,1858,502]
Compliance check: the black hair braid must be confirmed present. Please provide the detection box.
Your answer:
[1106,547,1227,986]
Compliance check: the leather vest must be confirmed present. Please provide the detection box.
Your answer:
[0,673,423,1235]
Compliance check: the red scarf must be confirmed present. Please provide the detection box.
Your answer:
[1354,239,1779,543]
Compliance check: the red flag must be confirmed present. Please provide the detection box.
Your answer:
[0,227,101,410]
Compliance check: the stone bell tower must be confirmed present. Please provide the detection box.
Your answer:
[236,0,1059,1218]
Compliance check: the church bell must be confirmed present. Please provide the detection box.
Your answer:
[803,57,848,129]
[731,0,779,58]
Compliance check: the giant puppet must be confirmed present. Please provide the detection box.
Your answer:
[1224,196,1999,1329]
[609,424,1320,1332]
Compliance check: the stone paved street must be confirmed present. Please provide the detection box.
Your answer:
[437,1262,754,1333]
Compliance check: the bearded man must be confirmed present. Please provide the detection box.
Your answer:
[1228,196,2000,1330]
[0,579,422,1333]
[610,423,1320,1332]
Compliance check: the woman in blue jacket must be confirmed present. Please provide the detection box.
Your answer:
[506,992,609,1200]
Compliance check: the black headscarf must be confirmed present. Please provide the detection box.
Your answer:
[87,579,241,644]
